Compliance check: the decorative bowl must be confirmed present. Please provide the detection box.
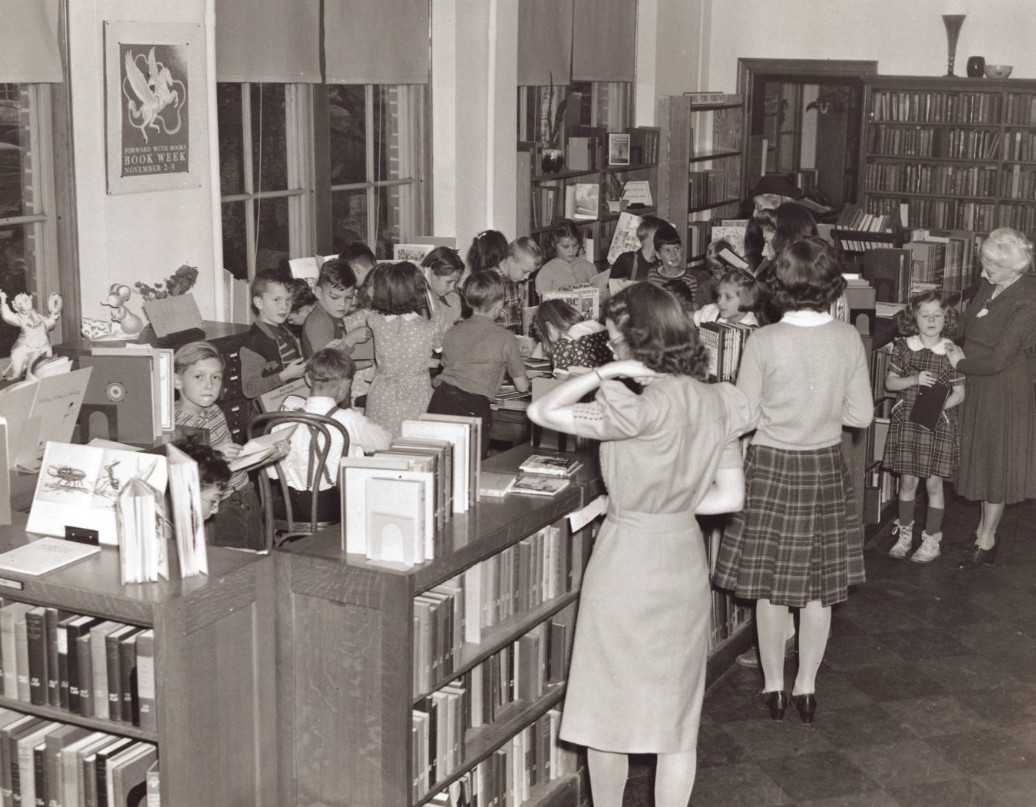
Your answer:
[984,64,1013,79]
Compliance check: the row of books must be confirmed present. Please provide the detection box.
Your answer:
[412,610,573,796]
[869,90,1003,124]
[0,602,156,732]
[687,169,740,211]
[999,202,1036,235]
[1002,165,1036,200]
[868,125,1001,161]
[422,707,578,807]
[625,126,660,165]
[708,587,752,652]
[866,196,996,233]
[0,711,158,807]
[1003,130,1036,162]
[907,229,979,289]
[1004,93,1036,125]
[698,321,754,383]
[864,163,1000,200]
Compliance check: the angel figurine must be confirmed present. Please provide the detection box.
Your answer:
[0,290,62,380]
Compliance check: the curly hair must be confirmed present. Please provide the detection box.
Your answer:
[982,227,1035,274]
[768,236,846,313]
[895,290,960,338]
[603,283,708,378]
[179,439,231,491]
[533,299,584,352]
[718,268,760,314]
[367,261,431,317]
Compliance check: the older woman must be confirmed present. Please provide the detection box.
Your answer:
[946,228,1036,568]
[527,283,749,807]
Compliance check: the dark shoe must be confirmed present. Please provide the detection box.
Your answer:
[792,693,817,725]
[958,542,997,569]
[759,690,789,722]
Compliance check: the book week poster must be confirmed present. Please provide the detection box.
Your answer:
[119,43,189,178]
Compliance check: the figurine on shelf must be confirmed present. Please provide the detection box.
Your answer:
[101,283,145,336]
[0,290,62,380]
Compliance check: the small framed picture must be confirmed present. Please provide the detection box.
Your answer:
[608,133,631,166]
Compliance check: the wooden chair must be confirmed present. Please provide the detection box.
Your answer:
[247,410,350,549]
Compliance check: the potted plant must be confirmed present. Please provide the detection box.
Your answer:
[539,74,569,173]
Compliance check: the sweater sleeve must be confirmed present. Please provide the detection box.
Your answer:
[302,311,335,358]
[957,296,1036,376]
[240,345,285,399]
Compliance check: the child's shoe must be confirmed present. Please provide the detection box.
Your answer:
[910,530,942,563]
[888,519,914,559]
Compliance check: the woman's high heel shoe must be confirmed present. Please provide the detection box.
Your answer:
[959,542,997,570]
[793,693,817,725]
[759,690,789,722]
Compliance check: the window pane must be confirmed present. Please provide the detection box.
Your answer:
[0,223,34,355]
[255,196,289,271]
[330,189,367,254]
[375,185,400,260]
[217,84,245,196]
[221,202,248,280]
[0,84,32,218]
[251,84,288,192]
[329,85,367,185]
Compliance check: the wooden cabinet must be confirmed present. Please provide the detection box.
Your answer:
[859,75,1036,235]
[0,516,276,806]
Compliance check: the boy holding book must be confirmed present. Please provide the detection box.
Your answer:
[429,271,530,455]
[239,269,307,400]
[610,214,663,282]
[301,258,369,357]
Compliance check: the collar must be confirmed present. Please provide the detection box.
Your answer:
[906,335,950,354]
[781,310,833,326]
[382,311,421,321]
[254,319,286,338]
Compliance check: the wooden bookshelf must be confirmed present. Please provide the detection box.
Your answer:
[859,75,1036,236]
[0,515,276,805]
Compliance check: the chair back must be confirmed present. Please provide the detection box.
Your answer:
[247,410,351,548]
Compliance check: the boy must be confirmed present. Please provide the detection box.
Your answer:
[610,214,663,282]
[276,348,391,520]
[338,242,378,289]
[429,271,530,455]
[645,221,699,313]
[302,259,368,357]
[239,269,307,400]
[492,236,543,332]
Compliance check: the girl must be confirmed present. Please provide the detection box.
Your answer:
[465,229,509,275]
[693,269,759,328]
[535,219,598,295]
[884,291,965,563]
[341,262,446,437]
[533,299,610,374]
[527,283,749,807]
[713,236,872,726]
[421,246,465,329]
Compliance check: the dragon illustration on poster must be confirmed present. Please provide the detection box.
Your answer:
[122,46,185,144]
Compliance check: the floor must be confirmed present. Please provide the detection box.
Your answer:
[623,490,1036,807]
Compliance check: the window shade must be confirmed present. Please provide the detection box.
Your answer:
[516,0,573,86]
[215,0,321,83]
[0,0,62,83]
[572,0,636,82]
[324,0,430,84]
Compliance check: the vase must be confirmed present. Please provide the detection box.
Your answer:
[540,148,565,174]
[942,14,966,77]
[966,56,985,78]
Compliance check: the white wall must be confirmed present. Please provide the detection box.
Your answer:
[69,0,220,323]
[636,0,710,124]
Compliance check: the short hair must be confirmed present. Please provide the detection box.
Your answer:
[421,246,465,278]
[174,341,224,374]
[769,236,846,312]
[533,299,584,352]
[603,283,708,378]
[636,215,665,243]
[463,270,506,311]
[250,268,291,303]
[508,236,544,269]
[306,348,356,385]
[718,268,760,313]
[771,202,818,254]
[895,290,960,339]
[653,221,682,252]
[316,258,357,291]
[550,219,581,248]
[289,278,316,312]
[179,440,231,491]
[368,261,430,317]
[338,242,376,268]
[466,230,509,273]
[982,227,1035,275]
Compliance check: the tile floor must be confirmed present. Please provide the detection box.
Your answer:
[623,491,1036,806]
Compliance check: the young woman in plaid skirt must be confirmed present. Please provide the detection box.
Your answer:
[883,292,966,563]
[713,236,873,725]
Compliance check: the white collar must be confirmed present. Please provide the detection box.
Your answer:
[781,310,832,326]
[906,335,949,355]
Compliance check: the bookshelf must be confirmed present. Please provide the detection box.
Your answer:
[859,75,1036,236]
[517,127,660,268]
[656,94,745,265]
[0,515,276,805]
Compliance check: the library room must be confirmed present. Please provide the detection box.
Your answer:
[2,0,1036,805]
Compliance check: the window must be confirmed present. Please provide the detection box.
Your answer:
[0,83,60,354]
[217,83,313,280]
[324,84,428,259]
[517,82,633,143]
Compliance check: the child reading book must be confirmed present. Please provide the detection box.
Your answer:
[239,270,307,400]
[535,219,597,295]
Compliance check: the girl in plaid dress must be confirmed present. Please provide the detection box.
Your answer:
[884,292,966,563]
[713,237,873,725]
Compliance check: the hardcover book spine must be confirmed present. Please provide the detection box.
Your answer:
[32,743,45,807]
[15,617,30,703]
[118,633,138,724]
[134,631,156,733]
[24,611,46,707]
[43,610,60,709]
[104,634,123,724]
[75,636,93,719]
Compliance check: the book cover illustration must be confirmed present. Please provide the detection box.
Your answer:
[518,454,582,477]
[540,287,599,323]
[572,183,599,220]
[509,475,571,497]
[0,538,100,577]
[607,211,643,265]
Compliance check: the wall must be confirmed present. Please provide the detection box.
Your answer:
[68,0,220,323]
[635,0,709,125]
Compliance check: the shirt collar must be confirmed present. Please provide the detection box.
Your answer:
[906,335,950,354]
[781,310,833,326]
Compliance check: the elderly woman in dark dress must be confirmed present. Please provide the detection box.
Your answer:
[946,227,1036,568]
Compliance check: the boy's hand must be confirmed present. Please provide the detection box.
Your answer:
[215,441,242,459]
[281,358,307,381]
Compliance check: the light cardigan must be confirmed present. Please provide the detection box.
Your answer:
[736,310,873,450]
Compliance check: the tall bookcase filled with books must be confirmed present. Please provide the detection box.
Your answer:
[859,75,1036,236]
[656,94,745,264]
[0,520,276,806]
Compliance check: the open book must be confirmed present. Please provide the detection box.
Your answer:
[229,425,298,473]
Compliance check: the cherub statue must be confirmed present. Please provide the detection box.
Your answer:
[0,290,62,380]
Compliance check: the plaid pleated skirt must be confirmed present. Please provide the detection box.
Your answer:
[713,444,865,608]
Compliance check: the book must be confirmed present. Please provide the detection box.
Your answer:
[105,625,137,723]
[518,454,582,478]
[365,477,426,567]
[0,539,101,577]
[540,287,599,323]
[401,420,471,515]
[64,615,100,714]
[572,183,599,220]
[340,458,435,559]
[107,742,156,807]
[509,475,570,497]
[228,425,297,473]
[134,630,156,733]
[119,630,139,724]
[14,720,59,807]
[25,608,47,707]
[115,478,168,585]
[909,382,951,431]
[258,377,311,413]
[61,732,113,807]
[166,444,205,579]
[146,759,160,807]
[80,352,159,445]
[0,603,33,699]
[44,724,90,807]
[419,413,482,505]
[478,472,516,498]
[94,735,134,807]
[0,368,92,472]
[89,621,122,720]
[15,611,30,701]
[44,607,62,708]
[0,418,9,527]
